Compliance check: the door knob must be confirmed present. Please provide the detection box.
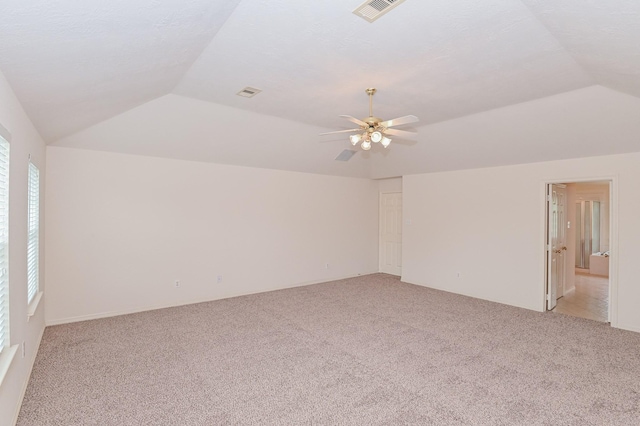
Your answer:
[562,246,567,251]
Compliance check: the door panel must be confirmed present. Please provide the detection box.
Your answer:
[380,193,402,276]
[547,184,567,310]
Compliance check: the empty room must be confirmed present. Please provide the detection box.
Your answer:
[2,0,640,424]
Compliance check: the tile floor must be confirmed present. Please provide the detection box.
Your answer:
[554,272,609,322]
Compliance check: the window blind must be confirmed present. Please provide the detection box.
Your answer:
[27,162,39,305]
[0,137,9,351]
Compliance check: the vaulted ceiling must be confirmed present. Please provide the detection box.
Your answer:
[1,0,639,178]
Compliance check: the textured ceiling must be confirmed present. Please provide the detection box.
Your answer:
[521,0,640,99]
[0,0,242,141]
[1,0,640,176]
[174,0,595,130]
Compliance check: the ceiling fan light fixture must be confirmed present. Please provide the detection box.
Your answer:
[320,88,419,154]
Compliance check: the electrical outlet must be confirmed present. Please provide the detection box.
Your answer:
[456,272,461,279]
[217,275,223,284]
[175,280,180,288]
[325,263,330,270]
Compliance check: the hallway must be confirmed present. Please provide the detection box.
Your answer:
[554,273,609,322]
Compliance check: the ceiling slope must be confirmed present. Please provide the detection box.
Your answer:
[522,0,640,99]
[52,86,640,179]
[0,0,242,141]
[51,94,373,178]
[371,86,640,179]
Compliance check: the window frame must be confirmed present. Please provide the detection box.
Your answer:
[0,126,14,385]
[26,161,40,310]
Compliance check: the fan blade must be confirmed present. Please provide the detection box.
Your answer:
[319,128,361,136]
[384,128,418,140]
[381,115,419,128]
[339,115,368,127]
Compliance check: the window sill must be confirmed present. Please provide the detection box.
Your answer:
[0,344,18,388]
[27,291,43,320]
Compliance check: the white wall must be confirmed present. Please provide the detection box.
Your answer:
[403,152,640,333]
[377,177,402,193]
[45,147,379,324]
[0,71,46,424]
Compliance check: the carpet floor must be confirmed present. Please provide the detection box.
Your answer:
[17,274,640,425]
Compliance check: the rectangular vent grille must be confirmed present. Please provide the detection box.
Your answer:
[335,149,357,162]
[353,0,406,23]
[236,87,262,98]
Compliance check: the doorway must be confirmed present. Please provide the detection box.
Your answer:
[545,180,613,323]
[379,192,402,276]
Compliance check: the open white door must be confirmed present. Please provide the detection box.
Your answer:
[547,184,567,310]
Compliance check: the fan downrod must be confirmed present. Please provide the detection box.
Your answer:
[365,88,381,126]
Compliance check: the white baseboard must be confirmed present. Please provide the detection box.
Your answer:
[617,323,640,334]
[11,324,45,426]
[46,310,123,326]
[400,277,541,313]
[46,271,381,326]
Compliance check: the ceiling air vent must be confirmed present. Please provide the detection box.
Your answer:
[353,0,407,23]
[236,87,262,98]
[335,149,357,162]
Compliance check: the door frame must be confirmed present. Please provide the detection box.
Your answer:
[542,177,618,326]
[379,191,402,276]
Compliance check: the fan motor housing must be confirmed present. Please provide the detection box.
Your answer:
[364,117,382,129]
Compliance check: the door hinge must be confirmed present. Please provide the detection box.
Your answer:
[546,294,550,301]
[547,194,552,202]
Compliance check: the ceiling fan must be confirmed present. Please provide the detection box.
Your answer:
[320,88,419,151]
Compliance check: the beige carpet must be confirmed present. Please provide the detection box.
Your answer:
[18,274,640,425]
